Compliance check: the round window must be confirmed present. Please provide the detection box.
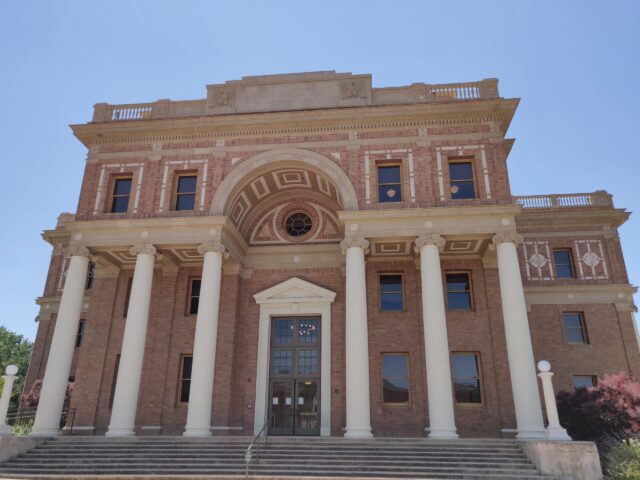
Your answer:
[285,212,312,237]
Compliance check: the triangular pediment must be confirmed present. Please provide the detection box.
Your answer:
[253,277,336,304]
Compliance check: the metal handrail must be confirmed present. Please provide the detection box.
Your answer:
[244,414,274,480]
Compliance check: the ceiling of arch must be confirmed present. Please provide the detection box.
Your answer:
[227,166,344,234]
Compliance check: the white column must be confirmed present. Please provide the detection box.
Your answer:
[415,234,458,439]
[106,244,156,436]
[340,236,373,438]
[183,242,228,436]
[493,232,545,439]
[0,365,19,436]
[537,361,571,441]
[31,246,90,436]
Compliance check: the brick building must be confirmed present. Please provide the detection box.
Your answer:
[25,71,640,439]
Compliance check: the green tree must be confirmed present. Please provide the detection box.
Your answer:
[0,326,34,409]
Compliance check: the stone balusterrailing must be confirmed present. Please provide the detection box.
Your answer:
[514,191,613,209]
[90,78,500,122]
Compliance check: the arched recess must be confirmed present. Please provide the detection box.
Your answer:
[210,148,359,217]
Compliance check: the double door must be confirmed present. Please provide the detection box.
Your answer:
[268,317,320,436]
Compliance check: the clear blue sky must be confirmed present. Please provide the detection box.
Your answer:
[0,1,638,340]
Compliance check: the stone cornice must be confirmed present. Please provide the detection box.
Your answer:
[516,209,630,229]
[524,284,638,312]
[71,99,518,147]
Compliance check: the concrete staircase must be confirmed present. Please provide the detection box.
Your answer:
[0,436,557,479]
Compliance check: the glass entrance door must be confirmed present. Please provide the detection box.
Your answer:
[268,317,320,436]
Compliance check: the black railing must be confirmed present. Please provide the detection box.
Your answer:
[244,414,274,480]
[5,407,76,435]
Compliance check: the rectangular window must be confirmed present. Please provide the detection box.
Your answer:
[188,278,201,315]
[451,352,482,404]
[75,320,85,348]
[177,355,193,405]
[85,262,95,290]
[554,249,575,279]
[109,354,120,408]
[123,277,133,317]
[377,165,402,203]
[563,312,588,344]
[446,272,472,310]
[573,375,597,389]
[381,353,410,405]
[449,161,476,199]
[379,274,404,311]
[174,174,197,211]
[110,177,132,213]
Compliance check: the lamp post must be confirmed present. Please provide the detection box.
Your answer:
[537,360,571,441]
[0,365,19,436]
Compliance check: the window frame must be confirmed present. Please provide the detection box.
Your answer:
[573,375,597,389]
[445,271,474,311]
[562,312,589,345]
[553,249,576,279]
[378,273,405,312]
[376,161,404,204]
[448,157,477,200]
[177,354,193,407]
[187,277,201,316]
[380,352,411,407]
[108,354,121,409]
[451,351,484,407]
[123,277,133,318]
[75,320,85,348]
[172,172,198,212]
[107,175,133,214]
[85,262,95,290]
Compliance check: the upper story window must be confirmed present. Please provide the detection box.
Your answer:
[451,352,482,404]
[110,177,132,213]
[553,249,575,279]
[446,272,473,310]
[75,320,85,348]
[379,274,404,311]
[174,174,197,211]
[381,353,410,405]
[563,312,589,344]
[449,160,476,199]
[85,262,95,289]
[573,375,597,389]
[178,355,193,405]
[377,164,402,203]
[188,278,201,315]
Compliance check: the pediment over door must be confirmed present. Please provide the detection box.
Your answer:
[253,277,336,305]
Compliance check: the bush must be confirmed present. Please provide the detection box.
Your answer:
[10,418,33,436]
[603,439,640,480]
[556,372,640,449]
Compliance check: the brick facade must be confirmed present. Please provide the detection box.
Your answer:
[26,72,639,438]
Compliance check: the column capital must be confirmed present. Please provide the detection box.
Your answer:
[340,236,369,255]
[62,245,91,259]
[129,244,157,257]
[414,234,445,253]
[197,242,230,258]
[492,231,523,246]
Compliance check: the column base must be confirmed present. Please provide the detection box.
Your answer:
[428,429,459,439]
[29,427,60,437]
[344,428,373,438]
[545,427,572,441]
[516,429,547,440]
[105,427,135,437]
[183,427,212,437]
